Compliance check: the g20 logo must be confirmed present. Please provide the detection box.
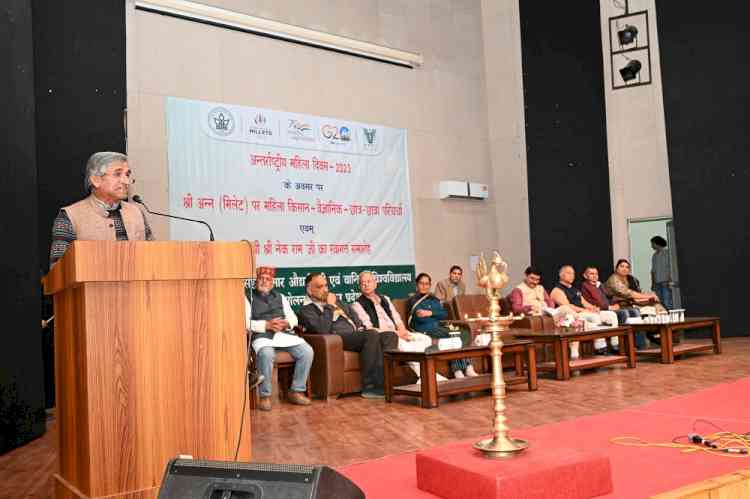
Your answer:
[321,124,351,143]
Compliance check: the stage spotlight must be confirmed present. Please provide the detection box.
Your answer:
[619,59,642,82]
[618,25,638,45]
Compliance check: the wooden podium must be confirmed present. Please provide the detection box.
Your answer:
[43,241,254,499]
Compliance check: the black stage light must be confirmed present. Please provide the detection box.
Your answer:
[619,59,642,82]
[618,25,638,45]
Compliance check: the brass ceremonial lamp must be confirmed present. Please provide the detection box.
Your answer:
[473,252,529,459]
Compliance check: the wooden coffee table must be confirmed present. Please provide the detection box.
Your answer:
[383,337,537,408]
[512,326,635,380]
[636,316,721,364]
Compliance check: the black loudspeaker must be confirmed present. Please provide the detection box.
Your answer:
[157,458,365,499]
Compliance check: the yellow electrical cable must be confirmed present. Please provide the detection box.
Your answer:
[611,432,750,458]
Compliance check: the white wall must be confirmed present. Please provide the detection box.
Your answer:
[125,0,530,291]
[599,0,673,264]
[481,0,530,287]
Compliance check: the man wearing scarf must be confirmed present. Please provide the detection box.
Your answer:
[245,266,313,411]
[49,152,153,267]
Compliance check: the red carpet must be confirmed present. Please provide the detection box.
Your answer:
[339,377,750,498]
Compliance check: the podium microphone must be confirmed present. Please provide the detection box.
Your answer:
[131,195,215,241]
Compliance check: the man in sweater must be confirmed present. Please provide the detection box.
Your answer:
[49,151,154,267]
[298,272,398,399]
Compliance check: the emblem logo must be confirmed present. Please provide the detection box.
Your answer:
[363,128,376,146]
[208,107,234,136]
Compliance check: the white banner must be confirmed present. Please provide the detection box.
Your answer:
[166,97,415,268]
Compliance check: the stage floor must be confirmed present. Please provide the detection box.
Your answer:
[3,337,750,498]
[341,375,750,497]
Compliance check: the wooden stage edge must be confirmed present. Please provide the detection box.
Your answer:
[652,468,750,498]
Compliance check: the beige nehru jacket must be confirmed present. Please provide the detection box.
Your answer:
[64,195,147,241]
[515,282,548,315]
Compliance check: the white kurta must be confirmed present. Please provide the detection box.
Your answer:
[245,293,305,353]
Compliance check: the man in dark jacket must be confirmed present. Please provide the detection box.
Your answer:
[298,272,397,399]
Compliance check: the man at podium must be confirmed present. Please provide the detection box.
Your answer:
[49,151,154,266]
[246,266,314,411]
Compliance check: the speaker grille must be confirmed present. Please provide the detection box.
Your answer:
[172,459,315,475]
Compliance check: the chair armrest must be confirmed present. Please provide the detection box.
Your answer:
[301,333,345,399]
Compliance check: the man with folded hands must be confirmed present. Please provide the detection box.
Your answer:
[298,272,397,399]
[246,266,314,411]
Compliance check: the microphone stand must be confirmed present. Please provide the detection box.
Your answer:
[131,195,215,241]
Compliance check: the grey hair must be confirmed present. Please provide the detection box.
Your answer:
[558,264,575,276]
[85,152,127,192]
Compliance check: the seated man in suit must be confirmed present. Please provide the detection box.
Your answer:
[299,272,398,399]
[49,151,154,267]
[246,266,314,411]
[509,266,555,315]
[434,265,466,303]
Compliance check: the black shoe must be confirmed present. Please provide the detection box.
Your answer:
[594,348,608,355]
[362,387,385,399]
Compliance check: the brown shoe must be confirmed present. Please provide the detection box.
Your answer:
[287,391,311,406]
[258,396,272,411]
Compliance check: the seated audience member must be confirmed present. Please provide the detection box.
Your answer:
[405,273,477,378]
[434,265,466,303]
[509,266,555,315]
[581,266,640,326]
[299,272,397,399]
[606,259,667,348]
[550,265,619,357]
[351,271,411,339]
[351,271,444,383]
[604,259,662,309]
[246,266,314,411]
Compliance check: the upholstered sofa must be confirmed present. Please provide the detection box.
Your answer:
[302,295,541,399]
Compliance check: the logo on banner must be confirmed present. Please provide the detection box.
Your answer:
[208,107,235,136]
[321,124,351,145]
[249,113,273,138]
[287,119,315,142]
[362,128,378,150]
